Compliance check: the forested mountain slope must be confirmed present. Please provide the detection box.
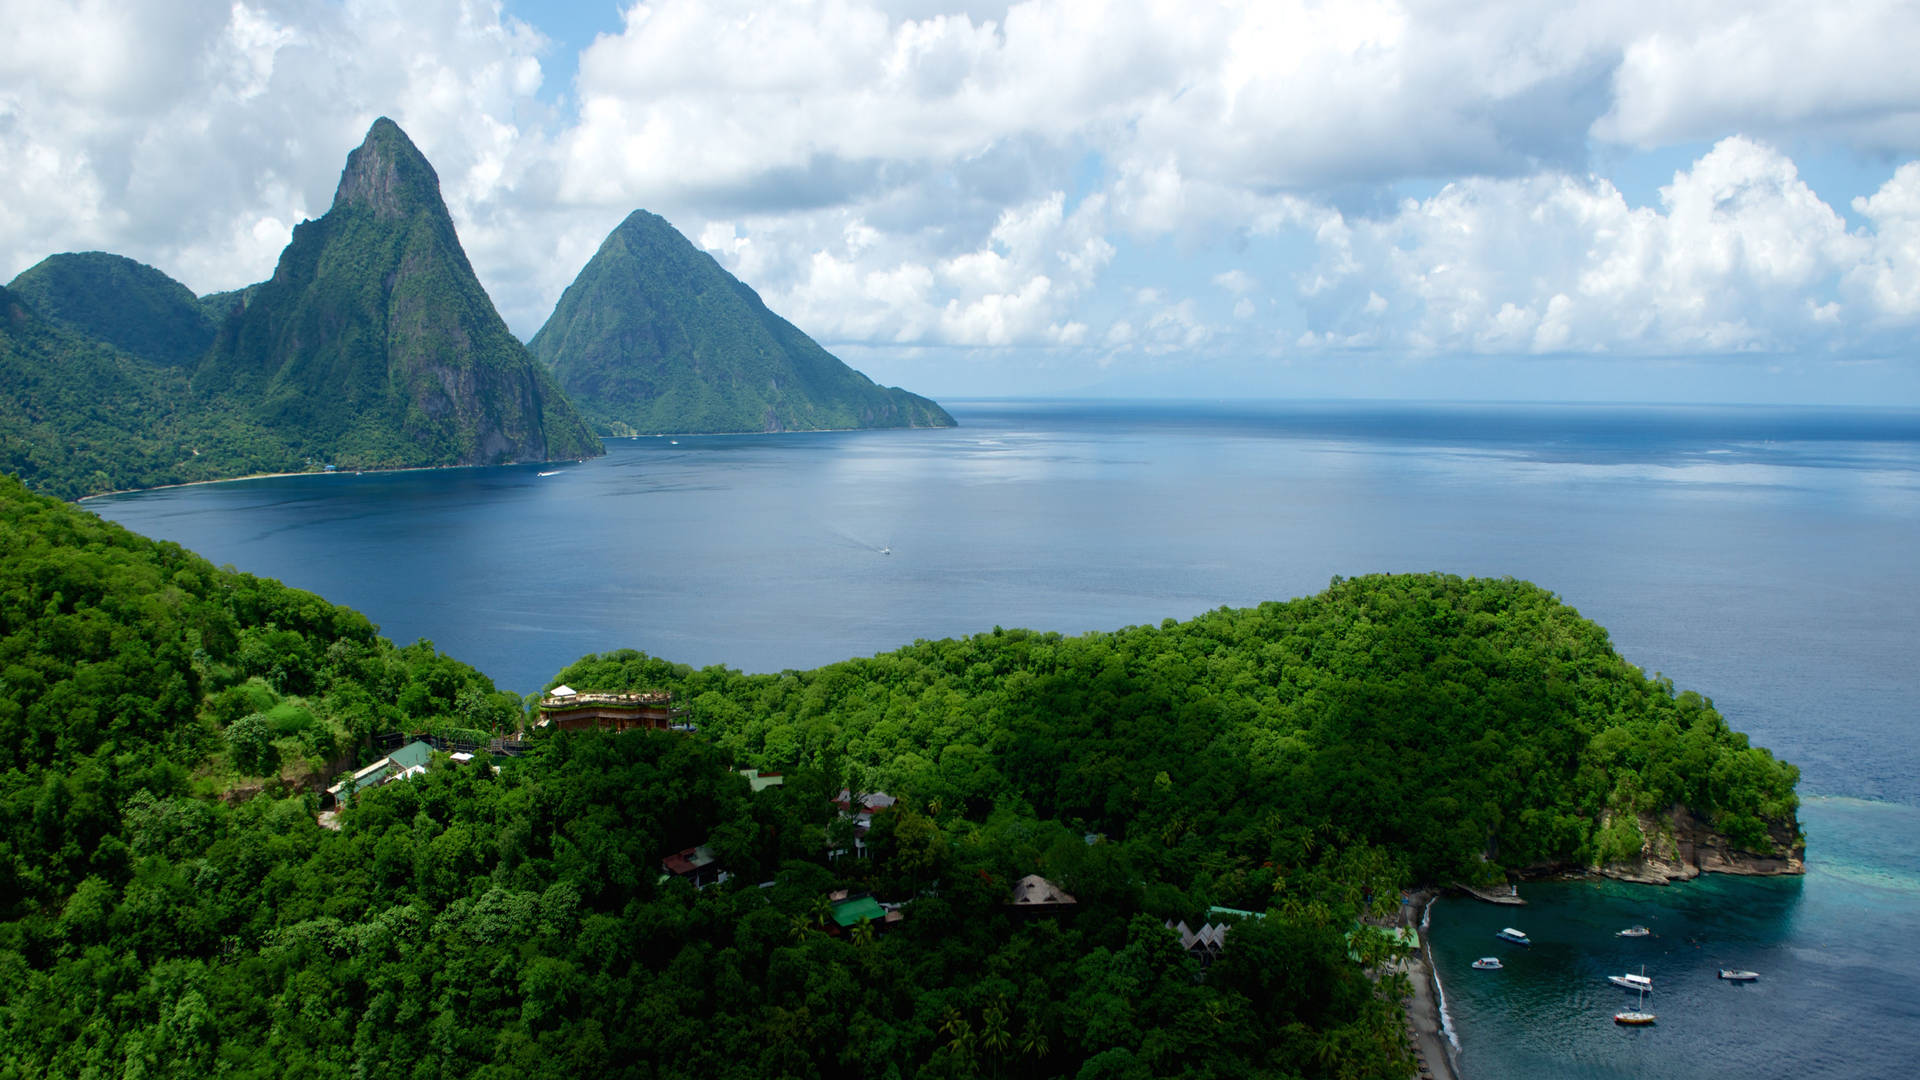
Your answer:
[7,252,218,369]
[0,283,294,499]
[0,477,1798,1077]
[0,474,1408,1078]
[558,572,1803,886]
[529,209,954,435]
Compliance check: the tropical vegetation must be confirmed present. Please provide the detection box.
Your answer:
[0,476,1797,1078]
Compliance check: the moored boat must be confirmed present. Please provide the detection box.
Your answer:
[1614,986,1656,1025]
[1719,968,1759,981]
[1472,957,1503,970]
[1617,925,1650,938]
[1495,927,1531,945]
[1608,972,1653,991]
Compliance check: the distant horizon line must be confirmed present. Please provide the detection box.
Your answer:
[932,394,1920,411]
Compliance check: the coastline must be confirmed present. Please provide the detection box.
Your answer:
[72,423,960,502]
[73,459,571,503]
[1399,889,1460,1080]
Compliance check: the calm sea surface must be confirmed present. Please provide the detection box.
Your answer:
[90,399,1920,1077]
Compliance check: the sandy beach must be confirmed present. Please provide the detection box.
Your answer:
[1399,890,1460,1080]
[73,460,510,502]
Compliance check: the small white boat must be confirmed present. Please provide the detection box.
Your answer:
[1471,957,1503,970]
[1719,969,1759,981]
[536,470,560,477]
[1609,972,1653,991]
[1496,927,1531,946]
[1617,926,1651,938]
[879,546,891,555]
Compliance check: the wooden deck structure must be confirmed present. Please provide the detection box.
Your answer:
[535,686,686,733]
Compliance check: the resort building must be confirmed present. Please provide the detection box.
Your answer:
[1008,874,1078,915]
[660,844,727,889]
[738,768,785,792]
[828,889,904,933]
[322,740,433,809]
[1166,919,1231,966]
[829,788,897,859]
[534,685,686,733]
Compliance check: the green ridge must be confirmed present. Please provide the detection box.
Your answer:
[7,252,217,369]
[0,283,289,498]
[530,209,955,435]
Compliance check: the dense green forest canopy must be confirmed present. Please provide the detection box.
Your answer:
[7,252,218,370]
[553,572,1801,885]
[0,475,1797,1078]
[0,282,299,500]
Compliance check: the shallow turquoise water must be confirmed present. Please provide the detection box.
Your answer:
[89,400,1920,1075]
[1434,798,1920,1079]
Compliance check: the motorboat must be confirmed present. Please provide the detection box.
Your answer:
[1495,927,1531,946]
[1719,969,1759,981]
[1471,957,1503,970]
[1608,966,1653,991]
[1617,926,1651,938]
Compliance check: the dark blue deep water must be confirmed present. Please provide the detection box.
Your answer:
[90,400,1920,1077]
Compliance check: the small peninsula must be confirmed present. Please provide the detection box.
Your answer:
[529,209,956,435]
[0,473,1800,1078]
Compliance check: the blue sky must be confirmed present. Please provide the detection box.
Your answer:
[4,0,1920,404]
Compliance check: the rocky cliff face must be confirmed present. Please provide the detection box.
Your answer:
[1573,804,1804,885]
[331,118,446,222]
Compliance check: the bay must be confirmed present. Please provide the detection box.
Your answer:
[89,398,1920,1077]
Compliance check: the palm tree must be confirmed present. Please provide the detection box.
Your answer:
[1017,1018,1049,1064]
[938,1007,976,1068]
[981,1002,1012,1061]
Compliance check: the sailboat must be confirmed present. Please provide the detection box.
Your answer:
[1614,985,1656,1025]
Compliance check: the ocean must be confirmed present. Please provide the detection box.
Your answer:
[89,399,1920,1077]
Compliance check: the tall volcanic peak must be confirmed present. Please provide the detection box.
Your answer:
[530,209,955,435]
[193,116,602,469]
[331,116,448,222]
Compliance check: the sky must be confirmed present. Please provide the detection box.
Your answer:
[4,1,1920,404]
